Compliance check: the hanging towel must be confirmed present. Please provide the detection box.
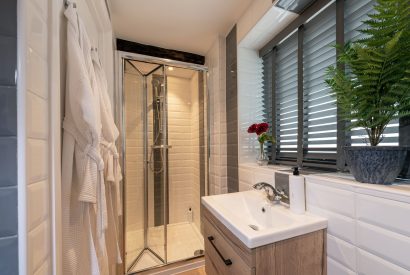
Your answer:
[62,4,108,275]
[91,50,123,269]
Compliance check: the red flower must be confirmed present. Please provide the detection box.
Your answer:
[247,123,258,133]
[256,123,269,135]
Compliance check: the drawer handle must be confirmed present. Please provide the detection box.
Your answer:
[207,236,233,266]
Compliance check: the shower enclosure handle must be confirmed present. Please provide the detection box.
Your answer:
[151,145,173,149]
[207,236,233,266]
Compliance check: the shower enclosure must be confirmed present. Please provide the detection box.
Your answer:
[116,52,208,274]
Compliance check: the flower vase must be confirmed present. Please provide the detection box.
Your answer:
[257,143,269,166]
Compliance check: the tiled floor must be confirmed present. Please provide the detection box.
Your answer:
[128,222,204,273]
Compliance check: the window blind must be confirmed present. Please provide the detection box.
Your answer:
[345,0,399,146]
[275,32,298,164]
[260,0,400,171]
[262,52,274,160]
[303,3,337,168]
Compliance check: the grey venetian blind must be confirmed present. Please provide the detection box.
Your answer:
[275,32,298,164]
[302,2,337,168]
[345,0,399,146]
[262,52,273,160]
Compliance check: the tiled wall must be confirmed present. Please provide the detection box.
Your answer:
[0,2,18,273]
[237,47,264,164]
[190,73,200,229]
[168,76,197,224]
[206,37,228,195]
[226,26,239,193]
[306,176,410,275]
[24,0,52,273]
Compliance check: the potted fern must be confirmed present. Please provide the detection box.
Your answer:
[326,0,410,184]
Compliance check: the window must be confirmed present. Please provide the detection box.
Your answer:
[275,32,298,164]
[261,0,402,170]
[344,0,399,147]
[303,3,337,168]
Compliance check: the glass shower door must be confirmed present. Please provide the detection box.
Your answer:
[124,61,167,273]
[121,58,207,274]
[123,61,146,270]
[146,65,167,265]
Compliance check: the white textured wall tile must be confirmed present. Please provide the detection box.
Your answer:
[26,4,47,60]
[33,259,50,275]
[27,221,50,275]
[26,92,48,139]
[306,178,410,274]
[306,181,355,218]
[357,221,410,270]
[26,48,48,99]
[206,37,227,195]
[237,47,264,164]
[327,257,356,275]
[27,180,49,231]
[327,234,356,271]
[356,193,410,237]
[308,205,356,245]
[26,139,48,184]
[357,248,410,275]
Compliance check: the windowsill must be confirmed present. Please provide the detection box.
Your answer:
[239,162,410,200]
[306,172,410,203]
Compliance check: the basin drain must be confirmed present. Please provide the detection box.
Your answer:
[249,224,259,231]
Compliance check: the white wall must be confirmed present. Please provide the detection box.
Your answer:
[236,0,273,44]
[305,175,410,275]
[237,48,264,164]
[18,0,54,273]
[167,76,195,224]
[17,0,114,274]
[206,37,228,195]
[189,72,201,230]
[235,1,297,166]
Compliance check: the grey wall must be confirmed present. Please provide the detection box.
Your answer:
[0,0,18,274]
[399,117,410,178]
[226,26,239,193]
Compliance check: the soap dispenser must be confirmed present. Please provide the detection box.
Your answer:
[289,167,305,214]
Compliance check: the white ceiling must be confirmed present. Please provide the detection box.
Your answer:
[110,0,254,55]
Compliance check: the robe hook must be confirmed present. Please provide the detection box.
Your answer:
[64,0,77,8]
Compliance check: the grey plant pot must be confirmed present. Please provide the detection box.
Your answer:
[344,146,408,185]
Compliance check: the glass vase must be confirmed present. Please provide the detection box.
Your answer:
[257,142,269,166]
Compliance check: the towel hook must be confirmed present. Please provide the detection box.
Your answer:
[64,0,77,8]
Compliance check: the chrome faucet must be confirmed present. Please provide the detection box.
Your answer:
[252,182,288,203]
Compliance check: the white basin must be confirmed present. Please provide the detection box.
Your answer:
[202,190,327,248]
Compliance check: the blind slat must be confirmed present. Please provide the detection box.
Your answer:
[303,2,337,165]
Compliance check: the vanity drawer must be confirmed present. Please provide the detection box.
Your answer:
[204,218,255,275]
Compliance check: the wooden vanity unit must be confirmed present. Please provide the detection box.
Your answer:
[203,207,326,275]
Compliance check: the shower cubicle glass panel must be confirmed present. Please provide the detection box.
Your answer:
[121,57,207,274]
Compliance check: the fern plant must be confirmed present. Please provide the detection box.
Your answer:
[326,0,410,146]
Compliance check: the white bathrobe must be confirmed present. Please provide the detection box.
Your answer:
[91,50,123,270]
[62,4,108,275]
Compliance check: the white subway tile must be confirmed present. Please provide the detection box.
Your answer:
[357,221,410,270]
[26,92,48,139]
[27,180,49,231]
[28,221,50,275]
[327,234,356,271]
[356,194,410,237]
[26,48,48,99]
[27,3,47,60]
[27,139,48,183]
[357,248,409,275]
[327,257,356,275]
